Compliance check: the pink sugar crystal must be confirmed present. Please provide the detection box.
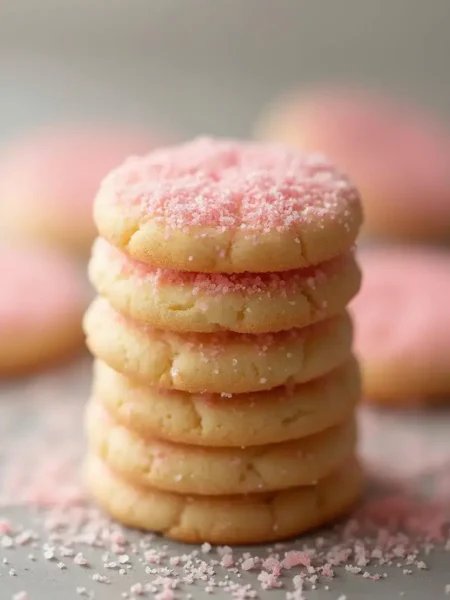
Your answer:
[282,550,311,569]
[155,590,175,600]
[257,571,282,590]
[321,564,334,578]
[241,558,256,571]
[0,519,11,534]
[99,237,346,297]
[221,554,234,568]
[130,582,144,595]
[103,138,360,233]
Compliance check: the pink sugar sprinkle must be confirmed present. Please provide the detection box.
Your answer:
[262,556,282,573]
[43,548,55,560]
[12,593,29,600]
[257,571,283,590]
[92,573,110,584]
[241,558,256,571]
[155,589,175,600]
[321,564,335,578]
[146,551,162,565]
[74,552,89,566]
[101,237,347,297]
[0,518,11,534]
[287,589,305,600]
[282,550,311,569]
[104,138,359,233]
[130,582,144,595]
[119,553,130,564]
[201,542,212,554]
[110,531,127,545]
[221,554,234,568]
[15,531,35,546]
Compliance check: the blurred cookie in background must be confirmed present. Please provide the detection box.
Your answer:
[351,247,450,406]
[256,87,450,243]
[0,243,89,376]
[0,125,163,255]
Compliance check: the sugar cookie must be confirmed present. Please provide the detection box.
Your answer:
[257,87,450,241]
[93,358,360,447]
[89,238,361,333]
[86,401,356,495]
[0,125,156,254]
[0,244,88,375]
[84,297,353,393]
[85,454,363,544]
[352,247,450,404]
[93,137,362,273]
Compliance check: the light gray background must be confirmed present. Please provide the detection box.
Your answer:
[1,0,450,141]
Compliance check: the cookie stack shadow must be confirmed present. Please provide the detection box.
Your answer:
[83,139,364,545]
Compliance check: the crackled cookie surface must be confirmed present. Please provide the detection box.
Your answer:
[93,358,360,447]
[93,137,362,272]
[84,298,353,393]
[85,454,363,544]
[89,238,361,333]
[86,400,357,495]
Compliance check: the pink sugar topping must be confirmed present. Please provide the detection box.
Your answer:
[98,237,345,297]
[102,137,359,232]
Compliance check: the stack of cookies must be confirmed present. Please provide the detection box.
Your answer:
[83,138,364,544]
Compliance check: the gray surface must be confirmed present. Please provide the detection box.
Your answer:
[0,511,449,600]
[0,508,449,600]
[0,359,450,599]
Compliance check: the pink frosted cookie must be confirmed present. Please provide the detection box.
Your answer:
[0,244,88,375]
[93,137,362,273]
[351,247,450,404]
[0,125,158,254]
[257,88,450,241]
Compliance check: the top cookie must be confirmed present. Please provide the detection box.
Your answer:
[94,138,362,273]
